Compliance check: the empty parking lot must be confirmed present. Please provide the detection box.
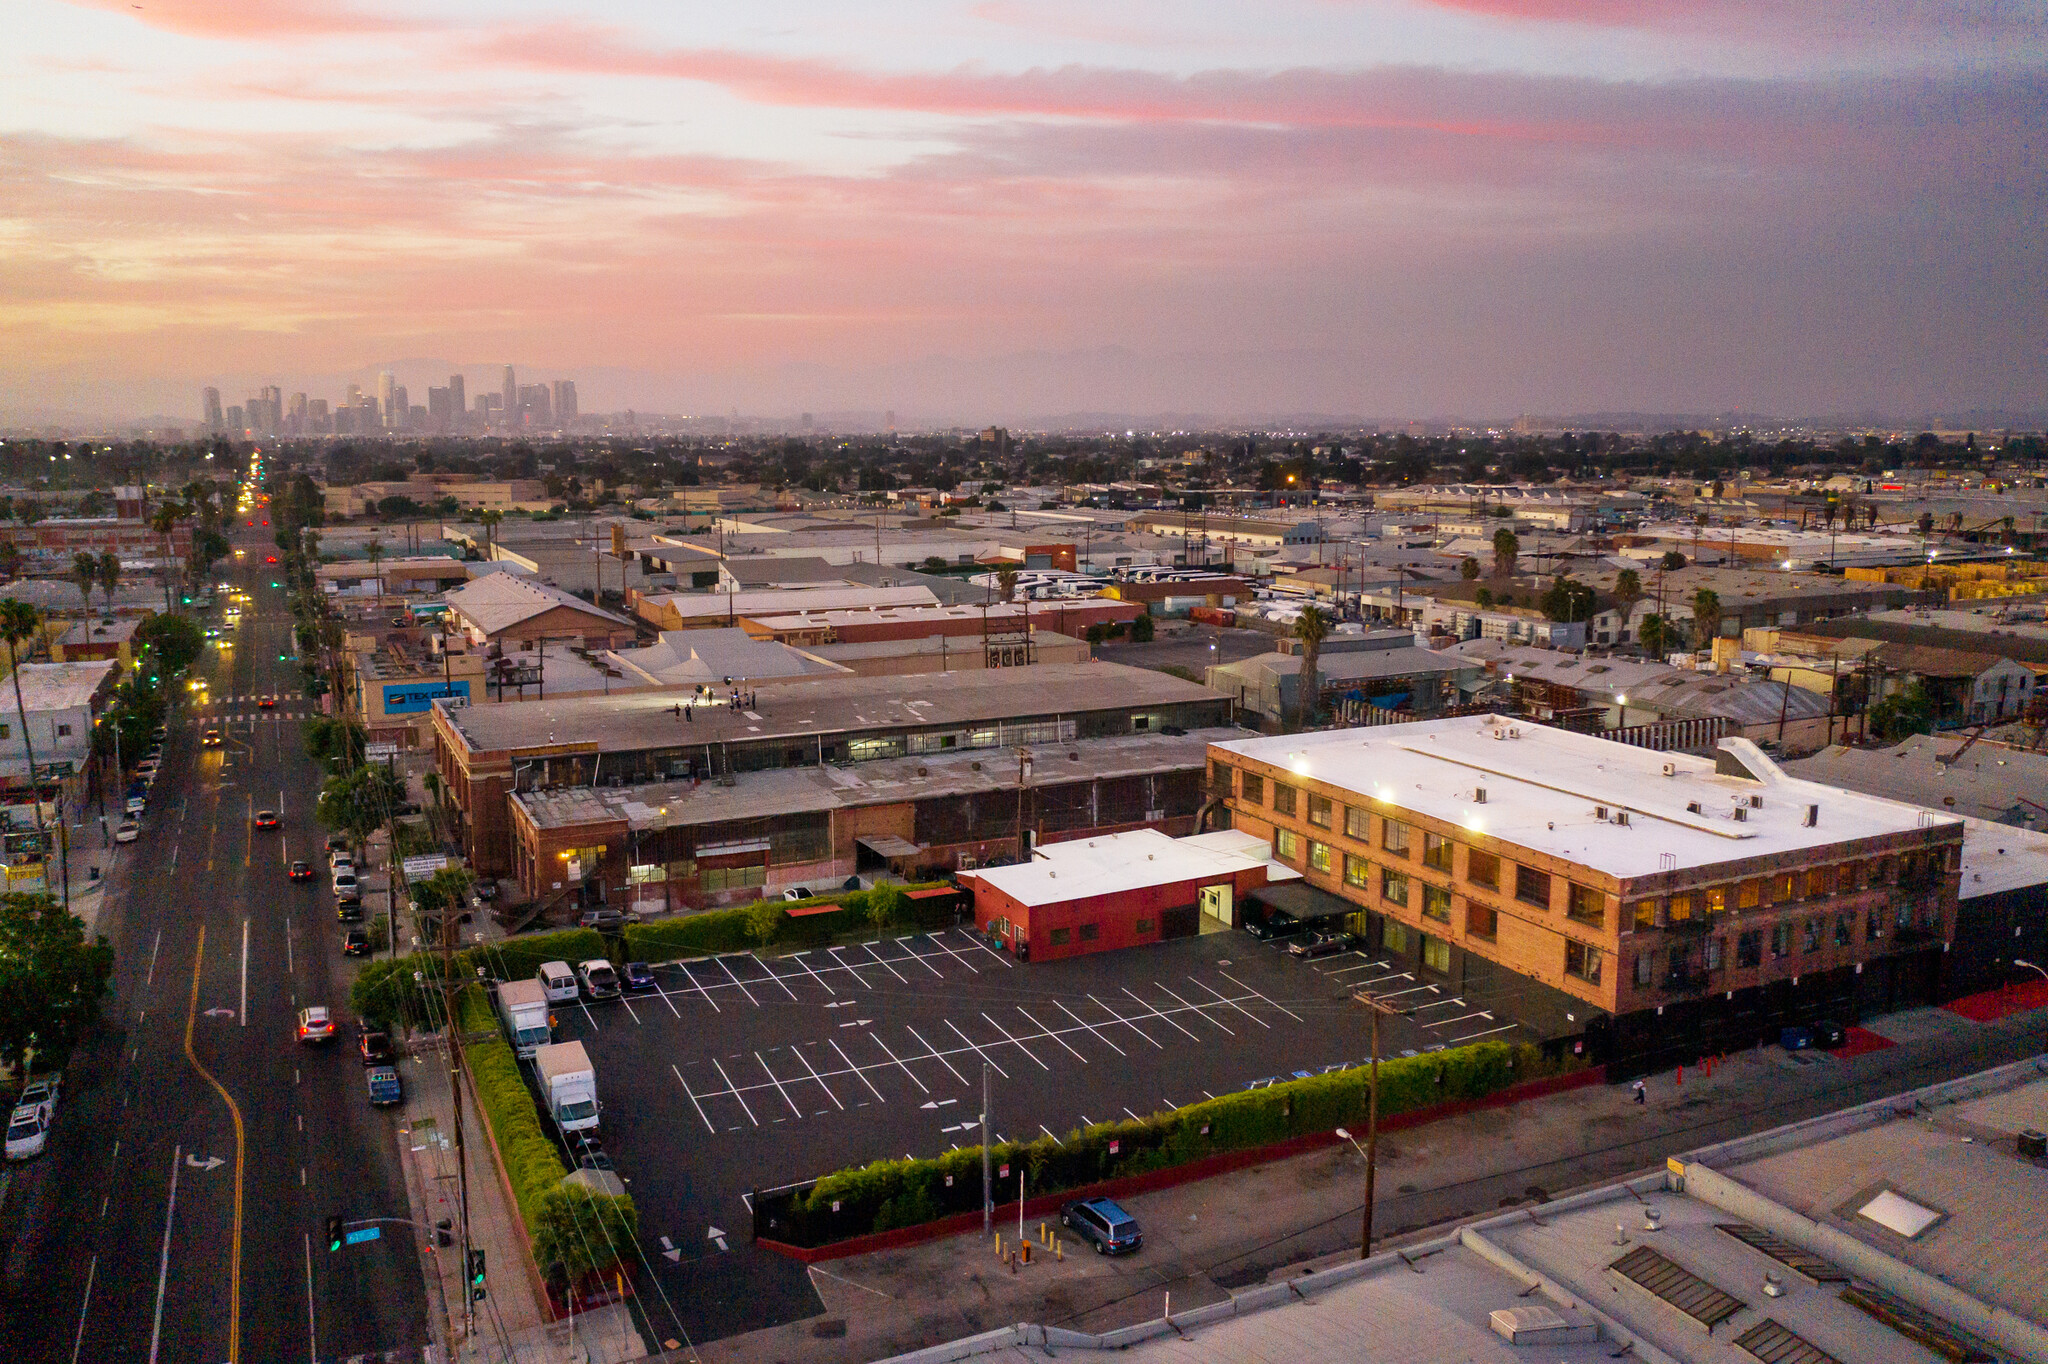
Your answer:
[548,927,1536,1344]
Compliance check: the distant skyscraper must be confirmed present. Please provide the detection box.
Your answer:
[202,387,224,431]
[885,409,896,432]
[551,379,577,422]
[518,383,552,426]
[288,392,308,433]
[390,385,409,429]
[309,398,329,433]
[448,373,466,429]
[226,404,245,432]
[377,371,397,428]
[501,366,517,426]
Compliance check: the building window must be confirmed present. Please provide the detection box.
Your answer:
[1382,819,1410,856]
[1738,880,1762,910]
[1631,900,1657,930]
[1049,927,1071,946]
[1803,917,1822,953]
[1771,921,1792,959]
[1771,872,1795,904]
[1867,906,1883,942]
[1274,829,1300,861]
[1635,952,1654,987]
[1421,934,1451,974]
[1737,930,1762,968]
[1382,920,1409,954]
[1135,919,1155,935]
[1241,772,1263,805]
[1564,940,1602,984]
[1272,782,1297,817]
[1467,849,1499,890]
[1309,841,1332,874]
[1704,936,1724,972]
[1514,865,1551,908]
[1381,869,1409,907]
[1566,884,1605,928]
[1307,794,1332,829]
[1836,862,1861,893]
[1421,832,1453,873]
[0,724,10,739]
[1079,923,1100,942]
[1669,892,1693,923]
[1345,806,1370,840]
[1466,902,1497,940]
[1209,761,1232,793]
[1422,884,1451,923]
[1834,915,1853,947]
[1705,886,1727,917]
[1344,854,1371,889]
[54,724,70,737]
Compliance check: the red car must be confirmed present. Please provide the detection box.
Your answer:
[265,555,278,564]
[258,697,276,709]
[253,809,279,829]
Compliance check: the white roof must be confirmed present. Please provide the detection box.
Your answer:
[1212,716,1961,882]
[1956,815,2048,899]
[6,660,114,712]
[969,828,1274,908]
[442,574,633,635]
[604,629,839,686]
[649,586,939,622]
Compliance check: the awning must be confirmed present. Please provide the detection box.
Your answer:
[1367,692,1410,710]
[1248,881,1358,924]
[786,902,844,918]
[856,835,925,860]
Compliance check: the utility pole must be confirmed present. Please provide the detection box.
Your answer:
[1015,748,1033,864]
[1350,987,1407,1259]
[981,1062,992,1236]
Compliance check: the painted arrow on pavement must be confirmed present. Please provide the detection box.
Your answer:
[658,1236,680,1263]
[185,1154,225,1172]
[708,1227,728,1252]
[203,1008,235,1019]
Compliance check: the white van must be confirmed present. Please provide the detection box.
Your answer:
[537,960,580,1004]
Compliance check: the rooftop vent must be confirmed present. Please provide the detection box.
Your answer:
[1486,1306,1600,1347]
[1687,802,1703,815]
[1733,806,1747,822]
[1596,805,1609,820]
[1750,794,1764,809]
[1662,762,1676,777]
[1614,810,1631,826]
[1803,804,1818,827]
[1474,787,1487,804]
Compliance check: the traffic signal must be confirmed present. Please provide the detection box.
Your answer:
[469,1248,486,1300]
[326,1214,344,1252]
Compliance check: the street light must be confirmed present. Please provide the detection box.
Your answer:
[2014,958,2047,981]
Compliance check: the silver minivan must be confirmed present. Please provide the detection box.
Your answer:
[537,960,580,1004]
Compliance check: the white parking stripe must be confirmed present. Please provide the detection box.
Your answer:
[892,938,945,977]
[1121,986,1200,1041]
[903,1024,969,1085]
[867,1031,930,1093]
[1015,1006,1089,1062]
[1190,976,1268,1029]
[1089,993,1162,1049]
[783,951,837,997]
[715,955,762,1007]
[944,1017,1009,1078]
[1053,998,1125,1056]
[710,1057,759,1125]
[826,945,872,988]
[1154,980,1234,1035]
[1215,969,1304,1023]
[830,1038,888,1103]
[980,1011,1050,1070]
[680,961,722,1013]
[919,932,980,974]
[673,1064,716,1134]
[1426,1011,1495,1030]
[756,1051,803,1118]
[788,1044,846,1110]
[951,927,1014,967]
[1447,1022,1519,1043]
[860,941,910,984]
[753,957,802,1001]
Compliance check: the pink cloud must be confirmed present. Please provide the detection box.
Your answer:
[1410,0,2041,42]
[61,0,422,39]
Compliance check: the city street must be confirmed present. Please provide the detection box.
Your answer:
[0,526,431,1363]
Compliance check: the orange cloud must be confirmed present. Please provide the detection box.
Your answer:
[61,0,423,39]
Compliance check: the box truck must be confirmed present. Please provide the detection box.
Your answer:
[496,978,553,1058]
[534,1041,599,1135]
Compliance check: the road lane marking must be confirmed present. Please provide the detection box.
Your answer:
[825,945,872,989]
[302,1231,317,1364]
[285,919,292,975]
[146,928,162,986]
[860,940,913,983]
[183,924,245,1363]
[240,918,249,1026]
[147,1146,181,1364]
[69,1253,95,1364]
[681,961,721,1012]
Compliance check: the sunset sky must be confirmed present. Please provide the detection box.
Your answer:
[5,0,2044,423]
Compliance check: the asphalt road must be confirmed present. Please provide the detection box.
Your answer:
[547,926,1538,1345]
[1093,625,1275,676]
[0,528,431,1363]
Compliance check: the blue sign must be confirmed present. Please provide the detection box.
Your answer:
[382,680,471,714]
[344,1226,381,1245]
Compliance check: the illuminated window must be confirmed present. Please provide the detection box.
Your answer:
[1567,884,1605,928]
[1274,829,1300,861]
[1345,806,1370,840]
[1738,880,1762,910]
[1307,794,1332,829]
[1422,832,1453,872]
[1344,853,1371,888]
[1772,872,1796,903]
[1382,920,1409,953]
[1381,869,1410,907]
[1421,934,1451,973]
[1706,886,1728,916]
[1422,884,1451,922]
[1632,900,1657,930]
[1309,841,1332,874]
[1564,940,1602,984]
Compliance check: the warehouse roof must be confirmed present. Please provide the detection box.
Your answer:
[604,629,841,687]
[1782,734,2048,829]
[966,827,1280,909]
[442,574,633,635]
[1212,718,1960,881]
[444,660,1227,757]
[5,660,116,712]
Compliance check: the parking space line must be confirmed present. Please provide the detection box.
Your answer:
[950,928,1013,967]
[653,978,684,1018]
[578,1000,601,1030]
[830,1039,888,1103]
[783,951,837,997]
[756,1051,804,1118]
[1448,1022,1519,1043]
[1352,969,1413,988]
[709,1057,759,1126]
[1190,976,1268,1029]
[980,1012,1051,1070]
[860,941,910,984]
[618,995,643,1026]
[919,932,980,974]
[1410,996,1465,1012]
[1426,1011,1494,1030]
[1154,980,1234,1035]
[1322,959,1390,977]
[1121,986,1200,1041]
[867,1032,930,1093]
[788,1045,845,1111]
[1053,998,1125,1056]
[680,961,723,1013]
[943,1018,1009,1078]
[903,1025,969,1085]
[892,938,945,978]
[826,945,873,988]
[1089,993,1162,1049]
[749,955,803,1001]
[1014,1007,1088,1062]
[673,1064,716,1135]
[715,955,762,1007]
[1377,983,1443,1000]
[1215,969,1305,1023]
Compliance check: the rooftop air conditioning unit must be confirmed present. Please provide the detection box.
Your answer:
[1662,762,1676,777]
[1732,806,1747,822]
[1614,810,1630,826]
[1595,806,1609,820]
[1474,788,1487,804]
[1750,794,1764,808]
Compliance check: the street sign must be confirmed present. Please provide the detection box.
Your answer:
[403,854,454,880]
[364,743,400,759]
[344,1226,381,1245]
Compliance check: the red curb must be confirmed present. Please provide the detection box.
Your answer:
[1942,978,2048,1023]
[757,1064,1605,1263]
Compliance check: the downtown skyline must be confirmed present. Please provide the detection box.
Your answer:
[5,0,2045,424]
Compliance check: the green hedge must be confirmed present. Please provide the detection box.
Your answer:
[466,1028,571,1227]
[350,928,610,1028]
[618,882,956,963]
[770,1040,1576,1246]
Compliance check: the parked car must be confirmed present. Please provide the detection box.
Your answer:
[358,1029,396,1066]
[577,908,628,931]
[1810,1019,1847,1049]
[5,1102,52,1161]
[1059,1198,1142,1255]
[1288,929,1361,960]
[296,1006,338,1044]
[331,871,360,897]
[253,809,280,830]
[1245,914,1304,942]
[574,1136,616,1172]
[329,850,354,872]
[18,1074,61,1110]
[336,900,364,922]
[622,962,657,993]
[366,1066,403,1106]
[289,860,314,881]
[341,929,371,957]
[114,820,140,843]
[125,796,147,816]
[781,886,814,902]
[577,959,622,1001]
[325,832,349,853]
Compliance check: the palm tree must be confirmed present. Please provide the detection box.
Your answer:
[1692,588,1723,643]
[70,552,98,619]
[148,501,186,613]
[0,541,19,582]
[365,539,385,600]
[477,508,503,561]
[0,599,52,892]
[1293,604,1329,729]
[1491,527,1519,579]
[96,550,121,617]
[1613,568,1642,643]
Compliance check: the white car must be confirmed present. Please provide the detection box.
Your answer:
[18,1075,61,1110]
[5,1102,51,1161]
[332,871,359,897]
[125,796,146,816]
[115,820,140,843]
[330,850,355,873]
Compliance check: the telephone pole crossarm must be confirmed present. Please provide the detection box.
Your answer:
[1349,987,1411,1260]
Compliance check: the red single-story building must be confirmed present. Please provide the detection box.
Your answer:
[962,828,1292,962]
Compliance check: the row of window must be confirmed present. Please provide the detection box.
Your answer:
[1627,850,1953,928]
[1635,900,1942,990]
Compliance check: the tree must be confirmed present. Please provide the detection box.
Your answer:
[70,552,99,617]
[0,892,114,1072]
[0,540,20,582]
[1660,550,1687,571]
[365,539,385,599]
[409,867,475,919]
[1867,682,1934,741]
[1638,613,1669,657]
[1691,588,1724,641]
[1540,575,1596,623]
[1128,612,1155,643]
[866,884,908,931]
[148,501,185,613]
[317,763,404,849]
[96,550,121,616]
[996,567,1018,603]
[743,898,784,946]
[1458,556,1480,580]
[477,508,504,561]
[136,612,203,676]
[530,1184,639,1288]
[1293,604,1329,728]
[1474,586,1494,609]
[1612,568,1642,635]
[0,601,52,886]
[1491,527,1519,579]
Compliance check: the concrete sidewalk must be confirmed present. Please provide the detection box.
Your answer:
[397,1028,649,1364]
[687,998,2048,1364]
